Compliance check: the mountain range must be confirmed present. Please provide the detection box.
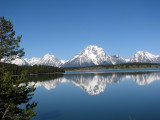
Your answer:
[3,45,160,67]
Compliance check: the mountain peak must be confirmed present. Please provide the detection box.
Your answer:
[130,51,159,63]
[63,45,114,67]
[85,45,103,52]
[24,57,41,66]
[113,54,120,57]
[33,53,61,67]
[5,46,160,67]
[43,53,55,58]
[82,45,105,56]
[136,51,151,55]
[85,45,99,49]
[135,51,157,57]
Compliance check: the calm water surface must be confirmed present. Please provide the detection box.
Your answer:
[29,69,160,120]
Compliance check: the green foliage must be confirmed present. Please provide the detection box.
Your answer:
[0,62,65,75]
[0,69,37,120]
[0,16,25,62]
[0,16,37,120]
[64,63,160,71]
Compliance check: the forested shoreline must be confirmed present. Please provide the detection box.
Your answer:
[64,63,160,71]
[0,62,65,75]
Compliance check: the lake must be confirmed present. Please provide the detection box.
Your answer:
[29,68,160,120]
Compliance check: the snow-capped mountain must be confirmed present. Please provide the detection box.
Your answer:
[2,56,28,66]
[130,51,160,63]
[110,55,126,64]
[24,57,41,66]
[157,56,160,63]
[2,45,160,67]
[59,60,68,67]
[11,58,28,66]
[37,54,61,67]
[63,45,125,67]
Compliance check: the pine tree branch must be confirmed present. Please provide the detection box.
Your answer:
[2,105,10,120]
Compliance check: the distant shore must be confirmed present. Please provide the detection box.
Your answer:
[65,67,160,72]
[64,63,160,72]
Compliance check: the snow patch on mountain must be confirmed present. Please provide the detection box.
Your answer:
[125,59,130,62]
[25,57,41,66]
[60,60,68,66]
[110,55,126,64]
[11,58,28,66]
[130,51,159,63]
[37,54,61,67]
[2,45,160,67]
[2,56,28,66]
[64,45,112,67]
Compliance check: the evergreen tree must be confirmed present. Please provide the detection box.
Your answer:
[0,69,37,120]
[0,17,37,120]
[0,16,25,62]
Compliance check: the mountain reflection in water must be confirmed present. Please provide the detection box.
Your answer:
[27,72,160,95]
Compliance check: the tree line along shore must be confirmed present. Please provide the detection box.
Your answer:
[63,63,160,71]
[0,62,65,75]
[1,62,160,75]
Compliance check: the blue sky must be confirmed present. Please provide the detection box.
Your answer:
[0,0,160,60]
